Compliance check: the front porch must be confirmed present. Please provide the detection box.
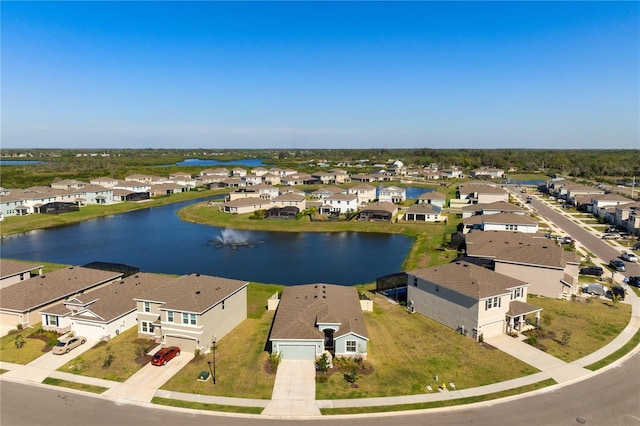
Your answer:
[506,300,542,335]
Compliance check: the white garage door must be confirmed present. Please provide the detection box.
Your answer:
[73,322,104,340]
[279,345,316,360]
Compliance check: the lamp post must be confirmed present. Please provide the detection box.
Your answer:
[212,336,217,384]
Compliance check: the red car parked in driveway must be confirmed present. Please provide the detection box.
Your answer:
[151,346,180,366]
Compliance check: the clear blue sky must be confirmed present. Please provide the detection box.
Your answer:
[2,1,639,150]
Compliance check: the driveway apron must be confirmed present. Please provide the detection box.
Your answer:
[262,360,320,417]
[103,351,193,404]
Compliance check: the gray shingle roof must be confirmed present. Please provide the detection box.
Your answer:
[0,259,43,280]
[408,260,526,299]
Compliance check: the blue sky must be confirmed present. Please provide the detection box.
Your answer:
[2,1,638,149]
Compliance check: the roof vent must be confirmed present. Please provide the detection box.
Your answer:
[195,290,201,295]
[196,273,201,277]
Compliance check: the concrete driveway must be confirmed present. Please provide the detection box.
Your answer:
[3,337,100,384]
[102,351,193,404]
[262,360,320,417]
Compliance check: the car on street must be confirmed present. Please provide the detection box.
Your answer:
[626,276,640,287]
[609,259,626,272]
[151,346,181,366]
[620,252,638,262]
[580,266,604,277]
[52,336,86,355]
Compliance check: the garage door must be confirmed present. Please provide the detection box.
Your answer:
[279,345,316,360]
[165,335,197,353]
[73,322,104,340]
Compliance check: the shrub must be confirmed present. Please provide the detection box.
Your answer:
[14,335,26,349]
[267,351,282,373]
[102,346,115,368]
[315,353,330,373]
[525,336,538,346]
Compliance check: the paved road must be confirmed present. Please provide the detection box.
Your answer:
[2,352,639,426]
[519,192,640,278]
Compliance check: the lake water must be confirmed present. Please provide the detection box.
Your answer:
[0,199,413,286]
[0,160,46,165]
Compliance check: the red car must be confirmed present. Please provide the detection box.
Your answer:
[151,346,181,366]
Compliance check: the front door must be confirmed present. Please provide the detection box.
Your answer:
[324,329,334,350]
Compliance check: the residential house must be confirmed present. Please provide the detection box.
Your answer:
[464,231,580,298]
[458,184,509,204]
[231,167,247,178]
[441,168,464,179]
[50,179,87,190]
[0,259,43,289]
[220,198,272,214]
[403,203,443,222]
[242,174,263,186]
[417,191,446,208]
[281,173,312,186]
[346,183,377,206]
[378,186,406,204]
[0,266,122,335]
[90,177,119,188]
[40,272,175,339]
[262,173,281,186]
[149,183,189,197]
[463,212,538,234]
[407,260,541,341]
[135,273,248,352]
[73,184,115,205]
[589,194,635,218]
[228,184,279,202]
[614,202,640,235]
[358,202,398,221]
[269,283,369,360]
[470,168,505,179]
[318,193,358,215]
[462,201,527,219]
[310,186,346,200]
[271,193,306,210]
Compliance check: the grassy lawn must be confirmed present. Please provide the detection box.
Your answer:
[0,324,59,364]
[151,397,264,414]
[42,377,108,394]
[585,328,640,371]
[159,282,282,399]
[58,327,157,382]
[315,292,539,400]
[522,294,631,362]
[320,378,557,415]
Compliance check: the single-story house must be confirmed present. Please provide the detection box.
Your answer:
[135,273,248,352]
[220,198,272,214]
[269,283,369,360]
[0,266,122,334]
[464,231,580,298]
[40,272,176,339]
[358,202,398,221]
[0,259,43,289]
[403,203,444,222]
[407,260,541,341]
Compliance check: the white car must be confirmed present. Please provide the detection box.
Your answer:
[621,252,638,262]
[51,336,86,355]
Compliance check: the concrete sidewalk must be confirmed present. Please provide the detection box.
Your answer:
[262,360,320,417]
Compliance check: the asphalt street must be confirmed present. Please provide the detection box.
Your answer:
[2,352,639,426]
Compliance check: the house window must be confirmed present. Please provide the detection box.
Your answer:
[182,313,196,325]
[140,321,154,334]
[46,315,58,327]
[167,311,174,322]
[346,340,357,352]
[485,296,502,310]
[511,287,524,300]
[143,301,150,313]
[413,277,418,287]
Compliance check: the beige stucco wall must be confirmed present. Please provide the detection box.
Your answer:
[495,262,568,297]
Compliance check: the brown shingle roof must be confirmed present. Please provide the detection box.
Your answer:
[409,260,525,299]
[0,259,43,280]
[0,266,122,312]
[136,273,247,314]
[270,284,368,340]
[465,231,576,268]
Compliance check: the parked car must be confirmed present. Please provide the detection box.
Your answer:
[609,259,626,272]
[620,252,638,262]
[558,236,574,244]
[602,233,621,240]
[608,285,626,300]
[580,266,604,277]
[151,346,181,366]
[626,276,640,287]
[52,336,86,355]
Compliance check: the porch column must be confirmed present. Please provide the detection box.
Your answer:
[535,311,540,325]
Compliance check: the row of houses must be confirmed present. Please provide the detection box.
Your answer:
[546,178,639,235]
[0,259,369,360]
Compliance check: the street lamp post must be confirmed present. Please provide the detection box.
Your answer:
[212,336,217,384]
